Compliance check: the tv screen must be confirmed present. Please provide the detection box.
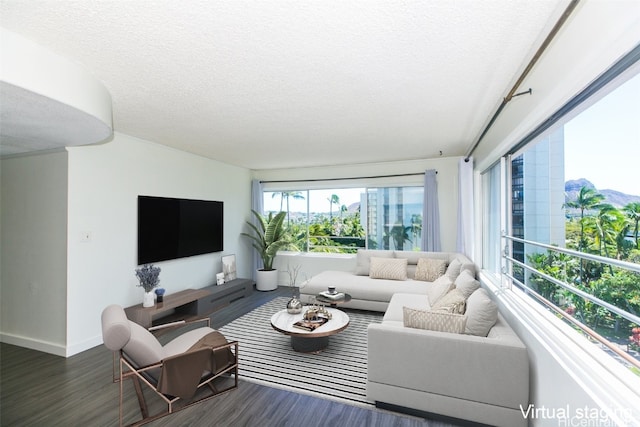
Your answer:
[137,196,223,265]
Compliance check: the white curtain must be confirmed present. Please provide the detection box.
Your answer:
[421,169,441,251]
[250,180,264,279]
[456,157,475,260]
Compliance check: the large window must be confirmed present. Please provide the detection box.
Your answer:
[482,71,640,373]
[263,186,424,253]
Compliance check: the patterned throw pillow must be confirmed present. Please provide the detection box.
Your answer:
[430,289,467,314]
[403,307,467,334]
[414,258,447,282]
[355,249,394,275]
[369,257,408,281]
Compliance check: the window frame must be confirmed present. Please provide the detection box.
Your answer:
[478,46,640,423]
[262,182,426,253]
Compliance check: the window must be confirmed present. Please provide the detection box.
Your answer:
[482,70,640,373]
[482,161,503,276]
[263,185,424,253]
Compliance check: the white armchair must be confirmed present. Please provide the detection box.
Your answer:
[101,304,238,426]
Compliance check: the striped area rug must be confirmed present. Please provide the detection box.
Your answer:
[219,297,384,406]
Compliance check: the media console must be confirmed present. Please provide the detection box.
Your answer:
[124,278,255,329]
[197,278,255,315]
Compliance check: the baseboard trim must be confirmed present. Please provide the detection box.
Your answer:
[0,333,66,357]
[65,335,103,357]
[374,401,493,427]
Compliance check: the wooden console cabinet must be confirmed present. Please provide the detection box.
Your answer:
[197,278,255,315]
[124,289,211,329]
[124,279,255,329]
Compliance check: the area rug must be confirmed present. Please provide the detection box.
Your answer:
[219,297,383,406]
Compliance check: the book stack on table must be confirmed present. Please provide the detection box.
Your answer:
[293,316,329,331]
[319,290,345,300]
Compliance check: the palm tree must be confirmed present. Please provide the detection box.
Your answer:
[410,213,422,250]
[624,202,640,249]
[328,194,340,220]
[591,204,622,272]
[565,186,605,251]
[272,192,305,224]
[389,222,411,251]
[565,186,605,281]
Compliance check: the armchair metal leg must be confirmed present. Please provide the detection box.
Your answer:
[131,376,149,419]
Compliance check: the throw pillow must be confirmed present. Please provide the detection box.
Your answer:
[414,258,447,282]
[454,270,480,299]
[445,258,462,280]
[430,288,466,314]
[355,250,394,275]
[460,262,476,277]
[465,288,498,337]
[369,257,408,281]
[403,307,467,334]
[426,275,454,306]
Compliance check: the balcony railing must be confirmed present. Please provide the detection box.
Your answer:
[502,234,640,370]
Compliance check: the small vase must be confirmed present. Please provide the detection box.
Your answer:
[287,294,303,314]
[143,291,155,308]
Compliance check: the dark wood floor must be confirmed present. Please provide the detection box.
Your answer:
[0,287,459,427]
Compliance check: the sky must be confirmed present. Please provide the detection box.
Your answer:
[264,188,365,214]
[564,72,640,196]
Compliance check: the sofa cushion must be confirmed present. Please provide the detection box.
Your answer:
[460,261,477,278]
[403,307,467,333]
[302,271,431,306]
[383,293,430,322]
[431,288,466,314]
[369,257,407,281]
[393,251,450,265]
[465,288,498,337]
[414,258,447,282]
[454,269,480,299]
[426,275,454,306]
[444,258,461,280]
[355,249,394,275]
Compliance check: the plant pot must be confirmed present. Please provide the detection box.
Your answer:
[256,269,278,291]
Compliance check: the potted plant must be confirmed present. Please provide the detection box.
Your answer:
[242,210,294,291]
[135,264,161,307]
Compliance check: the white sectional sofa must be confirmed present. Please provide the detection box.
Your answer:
[370,293,529,427]
[300,250,476,311]
[301,249,529,427]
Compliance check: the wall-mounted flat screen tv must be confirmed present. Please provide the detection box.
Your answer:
[138,196,223,265]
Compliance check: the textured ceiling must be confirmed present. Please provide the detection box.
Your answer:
[0,1,567,169]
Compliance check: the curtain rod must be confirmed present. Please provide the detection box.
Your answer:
[464,0,580,161]
[260,171,435,184]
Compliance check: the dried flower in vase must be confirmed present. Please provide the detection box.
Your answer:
[135,264,161,292]
[286,263,302,288]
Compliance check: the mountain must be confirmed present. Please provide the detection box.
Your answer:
[565,178,640,208]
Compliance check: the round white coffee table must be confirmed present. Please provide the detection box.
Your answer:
[270,307,350,353]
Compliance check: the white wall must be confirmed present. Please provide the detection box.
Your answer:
[1,150,69,355]
[64,133,252,355]
[4,133,251,356]
[274,252,356,288]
